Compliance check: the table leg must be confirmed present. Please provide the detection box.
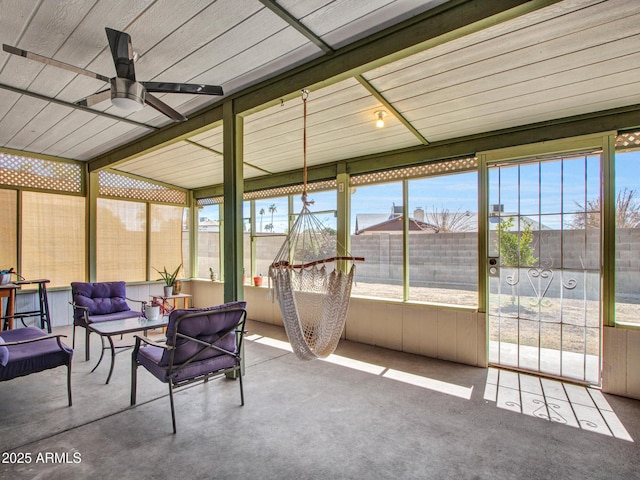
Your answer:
[105,335,116,384]
[1,289,16,331]
[91,336,107,374]
[38,283,52,333]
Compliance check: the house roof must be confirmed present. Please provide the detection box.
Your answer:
[355,214,439,234]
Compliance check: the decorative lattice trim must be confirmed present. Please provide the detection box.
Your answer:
[197,180,337,205]
[0,152,82,193]
[245,179,337,200]
[99,171,186,204]
[350,157,477,186]
[197,197,223,206]
[616,131,640,150]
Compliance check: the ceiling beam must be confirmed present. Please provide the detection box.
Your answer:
[235,0,561,115]
[185,139,222,156]
[355,74,429,145]
[259,0,334,54]
[89,0,556,171]
[89,105,224,172]
[185,139,273,175]
[0,82,157,130]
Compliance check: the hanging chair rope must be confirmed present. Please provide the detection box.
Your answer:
[269,90,363,360]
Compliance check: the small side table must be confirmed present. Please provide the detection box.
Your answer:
[151,293,192,311]
[0,284,18,331]
[13,279,52,333]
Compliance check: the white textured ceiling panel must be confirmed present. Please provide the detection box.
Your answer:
[115,141,223,190]
[1,0,639,191]
[282,0,448,48]
[365,0,640,142]
[243,78,420,176]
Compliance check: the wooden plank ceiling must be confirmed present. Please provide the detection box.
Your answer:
[1,0,640,191]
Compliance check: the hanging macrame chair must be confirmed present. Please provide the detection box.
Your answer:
[269,90,363,360]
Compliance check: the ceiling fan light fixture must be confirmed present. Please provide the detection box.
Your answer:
[375,110,387,128]
[110,77,145,112]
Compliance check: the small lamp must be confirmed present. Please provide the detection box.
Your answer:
[375,110,387,128]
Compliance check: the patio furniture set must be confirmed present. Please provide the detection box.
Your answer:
[0,279,246,433]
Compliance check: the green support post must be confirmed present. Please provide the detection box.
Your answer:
[222,100,244,377]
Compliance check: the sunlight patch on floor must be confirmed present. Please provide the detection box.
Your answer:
[247,334,472,399]
[484,368,633,442]
[383,369,473,399]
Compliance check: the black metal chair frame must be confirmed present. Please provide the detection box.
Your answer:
[1,333,72,406]
[69,296,145,361]
[130,307,247,433]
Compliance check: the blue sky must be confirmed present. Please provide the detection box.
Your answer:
[199,150,640,233]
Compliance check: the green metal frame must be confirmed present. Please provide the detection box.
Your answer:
[478,131,618,342]
[222,100,244,303]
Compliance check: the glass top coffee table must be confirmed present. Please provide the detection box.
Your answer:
[88,316,169,384]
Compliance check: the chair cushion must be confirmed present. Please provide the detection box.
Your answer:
[135,301,246,383]
[162,301,246,367]
[87,310,140,323]
[0,337,8,367]
[0,327,73,381]
[71,281,131,323]
[138,344,236,383]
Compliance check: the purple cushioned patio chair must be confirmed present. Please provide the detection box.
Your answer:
[0,327,73,406]
[131,301,247,433]
[70,281,144,361]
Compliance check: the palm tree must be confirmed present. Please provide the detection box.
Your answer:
[269,203,277,230]
[259,208,265,232]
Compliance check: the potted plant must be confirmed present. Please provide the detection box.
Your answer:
[155,264,182,297]
[253,273,263,287]
[209,267,217,281]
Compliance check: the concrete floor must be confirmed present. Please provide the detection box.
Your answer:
[1,320,639,479]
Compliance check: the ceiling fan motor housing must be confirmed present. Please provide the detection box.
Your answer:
[110,77,145,111]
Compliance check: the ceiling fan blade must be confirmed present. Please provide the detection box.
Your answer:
[145,93,187,122]
[105,27,136,81]
[2,44,110,83]
[76,89,112,107]
[142,82,223,96]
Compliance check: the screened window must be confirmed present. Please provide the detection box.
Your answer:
[243,201,251,283]
[0,189,17,273]
[198,204,220,279]
[254,196,288,280]
[408,171,478,306]
[97,199,146,282]
[302,190,337,231]
[21,192,85,287]
[615,149,640,327]
[149,204,185,280]
[181,207,191,278]
[350,181,403,300]
[256,196,288,234]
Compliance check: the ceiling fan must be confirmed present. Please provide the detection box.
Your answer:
[2,27,223,122]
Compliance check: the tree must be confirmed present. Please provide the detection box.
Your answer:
[259,208,265,231]
[264,223,274,233]
[424,207,474,232]
[495,217,537,267]
[569,188,640,229]
[269,203,277,228]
